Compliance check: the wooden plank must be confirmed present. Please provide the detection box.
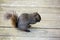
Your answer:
[32,20,60,28]
[0,20,60,28]
[0,10,60,28]
[0,28,60,38]
[0,13,60,28]
[0,28,60,40]
[0,37,60,40]
[0,13,60,21]
[0,7,60,21]
[8,37,60,40]
[0,37,11,40]
[0,7,60,14]
[1,0,60,7]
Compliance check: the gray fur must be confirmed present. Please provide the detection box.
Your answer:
[17,12,41,32]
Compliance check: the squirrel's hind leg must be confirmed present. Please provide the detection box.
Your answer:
[24,30,30,32]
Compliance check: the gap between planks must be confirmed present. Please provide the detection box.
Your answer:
[0,26,60,29]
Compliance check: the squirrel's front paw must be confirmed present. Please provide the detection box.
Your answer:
[28,25,31,28]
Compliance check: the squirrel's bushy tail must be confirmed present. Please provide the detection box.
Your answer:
[5,11,18,28]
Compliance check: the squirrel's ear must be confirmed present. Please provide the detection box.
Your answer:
[33,12,39,16]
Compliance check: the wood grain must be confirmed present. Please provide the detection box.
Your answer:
[0,28,60,38]
[0,0,60,40]
[1,0,60,7]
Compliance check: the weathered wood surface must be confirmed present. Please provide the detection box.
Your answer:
[0,27,60,40]
[0,0,60,7]
[0,0,60,40]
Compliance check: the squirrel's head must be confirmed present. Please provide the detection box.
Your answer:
[32,12,41,22]
[29,12,41,24]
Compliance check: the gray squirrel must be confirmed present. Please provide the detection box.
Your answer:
[5,11,41,32]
